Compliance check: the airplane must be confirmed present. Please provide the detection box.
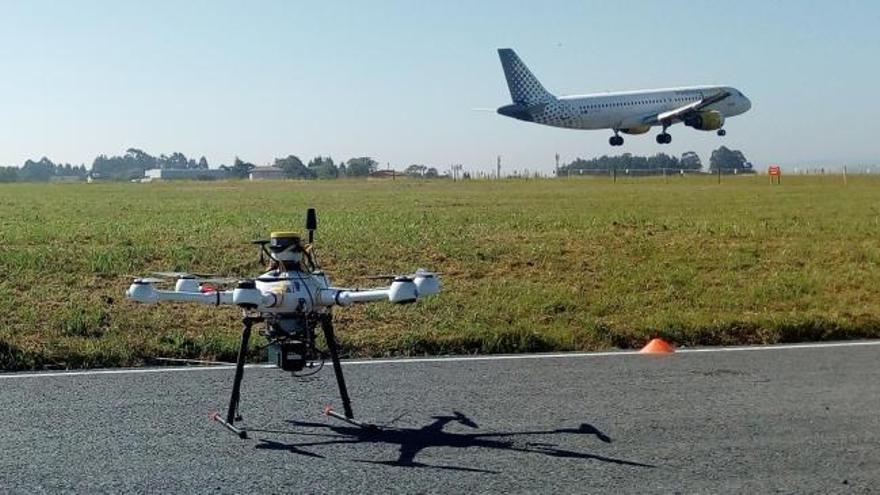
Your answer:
[495,48,751,146]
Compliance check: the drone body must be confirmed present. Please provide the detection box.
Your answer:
[125,209,440,437]
[127,265,439,312]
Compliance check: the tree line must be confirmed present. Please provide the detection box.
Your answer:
[560,146,753,175]
[0,158,88,182]
[0,149,392,182]
[0,147,451,183]
[0,146,754,183]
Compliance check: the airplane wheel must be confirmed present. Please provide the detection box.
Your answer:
[656,133,671,144]
[609,136,624,146]
[717,129,727,136]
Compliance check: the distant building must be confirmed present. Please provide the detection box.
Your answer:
[144,168,229,181]
[249,166,285,180]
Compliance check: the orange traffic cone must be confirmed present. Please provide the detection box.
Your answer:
[640,338,675,354]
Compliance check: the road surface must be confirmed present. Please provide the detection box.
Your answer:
[1,341,878,493]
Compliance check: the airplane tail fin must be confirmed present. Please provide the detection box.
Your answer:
[497,48,555,105]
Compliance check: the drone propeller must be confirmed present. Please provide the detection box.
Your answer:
[151,271,219,279]
[363,268,441,281]
[194,277,240,285]
[363,274,402,281]
[149,272,239,285]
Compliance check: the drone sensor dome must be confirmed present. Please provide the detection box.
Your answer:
[269,231,305,262]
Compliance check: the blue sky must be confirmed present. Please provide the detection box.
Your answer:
[1,0,878,173]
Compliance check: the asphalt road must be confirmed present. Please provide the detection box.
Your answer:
[1,341,879,493]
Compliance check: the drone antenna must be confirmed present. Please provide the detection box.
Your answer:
[306,208,317,244]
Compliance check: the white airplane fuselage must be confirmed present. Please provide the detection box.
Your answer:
[505,86,750,131]
[496,49,751,145]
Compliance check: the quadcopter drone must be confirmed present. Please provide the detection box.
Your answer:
[126,208,440,438]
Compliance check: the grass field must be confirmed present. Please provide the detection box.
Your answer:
[1,174,879,370]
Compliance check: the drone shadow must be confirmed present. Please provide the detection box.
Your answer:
[253,411,654,473]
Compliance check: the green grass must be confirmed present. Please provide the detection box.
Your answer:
[1,174,879,370]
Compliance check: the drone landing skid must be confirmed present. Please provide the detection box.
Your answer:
[212,411,248,439]
[324,406,377,429]
[212,313,363,439]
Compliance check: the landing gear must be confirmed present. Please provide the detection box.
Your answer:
[717,129,727,137]
[212,312,371,439]
[320,313,375,429]
[213,314,264,439]
[656,123,672,144]
[609,131,624,147]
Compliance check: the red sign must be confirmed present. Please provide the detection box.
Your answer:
[768,165,781,176]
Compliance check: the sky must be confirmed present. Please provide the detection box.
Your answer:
[1,0,879,174]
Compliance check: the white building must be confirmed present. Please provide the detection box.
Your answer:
[249,166,285,180]
[144,168,229,181]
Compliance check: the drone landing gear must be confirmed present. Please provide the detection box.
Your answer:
[212,314,263,439]
[212,313,373,439]
[320,315,376,430]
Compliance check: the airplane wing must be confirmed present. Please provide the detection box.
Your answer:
[642,90,732,125]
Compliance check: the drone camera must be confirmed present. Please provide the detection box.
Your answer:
[273,341,308,372]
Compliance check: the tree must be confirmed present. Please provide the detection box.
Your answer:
[165,152,189,169]
[425,167,439,178]
[274,155,313,179]
[19,157,57,182]
[345,157,378,177]
[0,167,18,182]
[124,148,157,171]
[561,153,683,175]
[226,157,256,179]
[91,149,154,180]
[198,156,209,169]
[404,164,427,177]
[709,146,751,173]
[680,151,702,170]
[307,156,338,179]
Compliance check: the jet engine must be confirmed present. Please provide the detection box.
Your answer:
[684,110,724,131]
[620,125,650,135]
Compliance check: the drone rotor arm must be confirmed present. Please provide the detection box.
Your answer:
[320,280,425,306]
[318,288,392,306]
[127,282,234,306]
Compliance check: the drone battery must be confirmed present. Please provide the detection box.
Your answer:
[269,342,307,372]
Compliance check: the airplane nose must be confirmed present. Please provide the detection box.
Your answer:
[743,95,752,112]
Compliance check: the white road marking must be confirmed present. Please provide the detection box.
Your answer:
[344,340,880,365]
[1,340,878,380]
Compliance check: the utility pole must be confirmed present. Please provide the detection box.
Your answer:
[555,153,560,178]
[496,155,501,180]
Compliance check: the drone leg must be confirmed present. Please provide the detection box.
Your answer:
[213,315,260,439]
[320,314,354,419]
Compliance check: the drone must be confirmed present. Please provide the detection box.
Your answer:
[126,208,440,438]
